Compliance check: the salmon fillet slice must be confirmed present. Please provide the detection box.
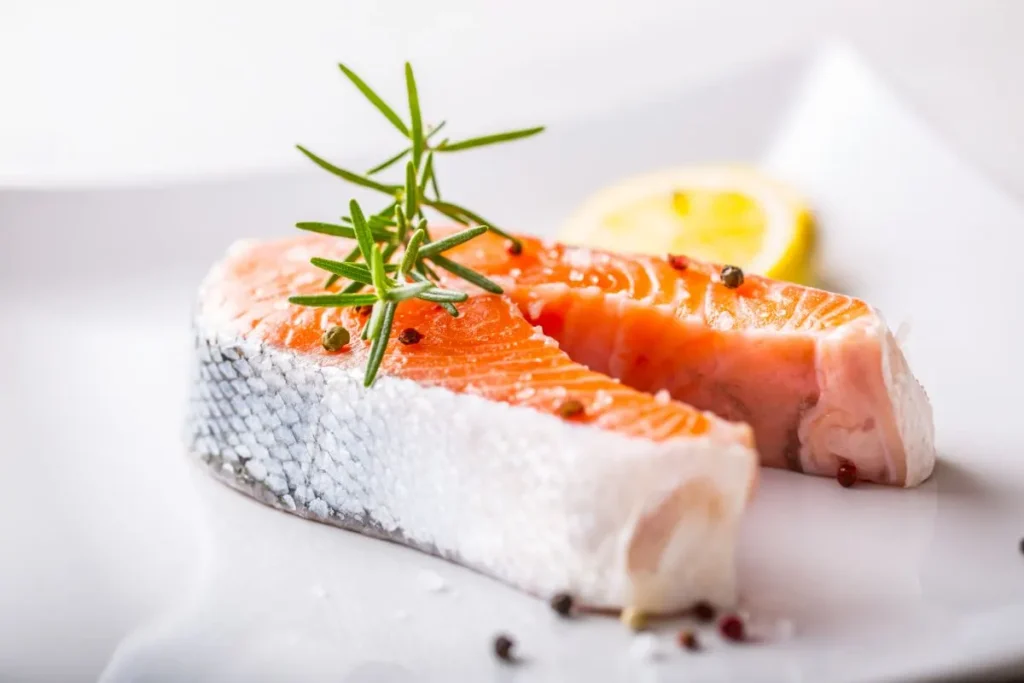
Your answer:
[189,236,759,613]
[447,231,936,487]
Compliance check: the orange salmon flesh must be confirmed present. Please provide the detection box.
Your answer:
[207,229,935,487]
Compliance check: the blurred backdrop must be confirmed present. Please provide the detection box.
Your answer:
[2,0,1024,196]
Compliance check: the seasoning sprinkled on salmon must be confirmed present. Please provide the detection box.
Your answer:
[189,234,758,614]
[187,226,934,614]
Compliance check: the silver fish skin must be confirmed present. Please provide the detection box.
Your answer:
[186,246,758,613]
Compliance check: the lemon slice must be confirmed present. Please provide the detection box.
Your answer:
[559,165,814,283]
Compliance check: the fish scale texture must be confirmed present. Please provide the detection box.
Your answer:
[187,325,756,612]
[185,229,935,612]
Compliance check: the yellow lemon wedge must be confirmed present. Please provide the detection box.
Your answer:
[559,165,814,283]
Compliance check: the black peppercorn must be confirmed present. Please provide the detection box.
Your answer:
[721,265,744,289]
[398,328,423,345]
[493,634,515,661]
[692,600,715,622]
[549,592,574,617]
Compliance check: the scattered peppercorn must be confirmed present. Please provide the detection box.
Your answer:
[837,461,857,488]
[493,633,515,662]
[356,304,373,316]
[620,607,648,632]
[321,325,350,352]
[718,614,745,642]
[721,265,744,289]
[691,600,716,623]
[398,328,423,345]
[549,592,574,617]
[507,240,523,256]
[677,630,700,651]
[667,254,689,271]
[557,398,586,419]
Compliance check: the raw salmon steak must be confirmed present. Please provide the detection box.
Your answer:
[188,236,759,613]
[186,230,934,612]
[447,231,935,488]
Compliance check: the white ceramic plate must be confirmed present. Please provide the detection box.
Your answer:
[2,45,1024,683]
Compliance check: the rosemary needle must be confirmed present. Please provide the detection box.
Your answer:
[419,152,435,196]
[338,63,410,137]
[400,229,427,275]
[350,201,376,263]
[415,288,469,303]
[292,60,545,386]
[310,258,396,284]
[404,160,418,220]
[425,199,518,244]
[417,225,488,259]
[437,126,545,152]
[364,301,397,386]
[428,254,503,294]
[296,221,396,242]
[369,244,390,297]
[324,244,362,289]
[366,147,410,176]
[386,281,435,302]
[289,293,378,307]
[296,145,400,195]
[363,300,384,341]
[406,63,425,169]
[410,271,466,309]
[341,279,367,295]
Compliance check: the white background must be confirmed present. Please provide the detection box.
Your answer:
[4,3,1024,682]
[2,0,1024,196]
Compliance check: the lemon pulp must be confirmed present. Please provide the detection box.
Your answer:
[560,165,814,283]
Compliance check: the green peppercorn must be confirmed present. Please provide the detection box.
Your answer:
[321,325,350,352]
[721,265,744,289]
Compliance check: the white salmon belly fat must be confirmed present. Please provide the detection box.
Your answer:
[186,319,757,612]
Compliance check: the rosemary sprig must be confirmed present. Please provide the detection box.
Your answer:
[292,62,545,386]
